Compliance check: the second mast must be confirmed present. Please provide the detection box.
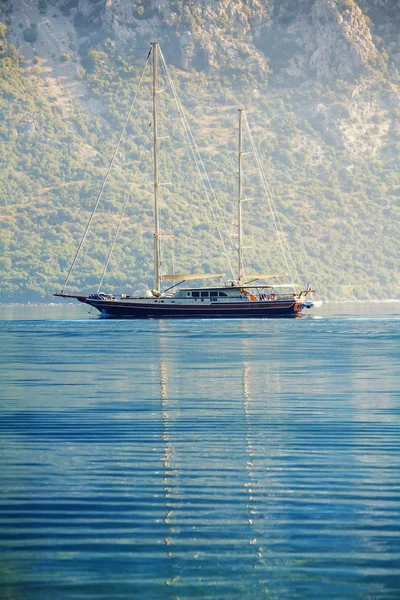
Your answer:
[152,41,162,294]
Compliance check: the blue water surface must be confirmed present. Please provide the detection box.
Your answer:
[0,303,399,599]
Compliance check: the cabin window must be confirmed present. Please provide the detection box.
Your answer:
[210,291,218,297]
[187,292,190,296]
[192,291,200,297]
[201,291,209,298]
[218,292,228,297]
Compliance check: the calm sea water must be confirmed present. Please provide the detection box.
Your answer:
[0,303,399,599]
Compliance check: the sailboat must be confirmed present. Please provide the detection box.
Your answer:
[55,42,321,318]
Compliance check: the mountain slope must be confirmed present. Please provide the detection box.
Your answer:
[0,0,399,301]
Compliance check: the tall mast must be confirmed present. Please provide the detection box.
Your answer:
[237,108,244,285]
[152,41,161,294]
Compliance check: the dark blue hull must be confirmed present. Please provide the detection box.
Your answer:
[81,298,303,319]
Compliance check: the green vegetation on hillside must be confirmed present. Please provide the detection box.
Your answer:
[0,1,399,301]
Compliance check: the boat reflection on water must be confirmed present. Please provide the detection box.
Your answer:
[154,320,287,587]
[158,325,179,584]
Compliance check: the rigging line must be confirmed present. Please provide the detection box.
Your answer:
[242,115,300,285]
[176,101,235,272]
[157,52,224,225]
[158,47,235,279]
[243,111,297,284]
[159,52,233,276]
[268,193,301,285]
[60,52,151,294]
[97,122,152,292]
[259,169,301,286]
[251,135,301,284]
[243,112,295,282]
[269,199,300,285]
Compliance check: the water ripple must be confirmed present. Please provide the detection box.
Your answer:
[0,305,399,598]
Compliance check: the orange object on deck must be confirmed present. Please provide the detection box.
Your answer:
[239,288,258,302]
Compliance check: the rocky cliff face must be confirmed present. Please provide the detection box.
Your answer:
[69,0,380,80]
[3,0,387,80]
[79,0,381,78]
[76,0,272,76]
[281,0,377,78]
